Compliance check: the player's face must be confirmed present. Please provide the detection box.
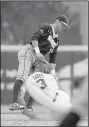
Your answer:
[57,21,65,32]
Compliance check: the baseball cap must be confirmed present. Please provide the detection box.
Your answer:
[56,14,70,29]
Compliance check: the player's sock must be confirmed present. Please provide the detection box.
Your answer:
[26,96,34,109]
[12,79,23,103]
[58,112,80,127]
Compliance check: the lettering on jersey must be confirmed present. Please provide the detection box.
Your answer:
[53,92,59,102]
[32,73,44,80]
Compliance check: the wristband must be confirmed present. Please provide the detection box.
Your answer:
[51,70,55,75]
[34,47,40,53]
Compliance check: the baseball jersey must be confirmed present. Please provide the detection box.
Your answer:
[21,72,71,112]
[29,72,59,98]
[29,23,59,63]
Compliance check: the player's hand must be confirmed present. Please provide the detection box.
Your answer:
[51,73,59,83]
[44,63,51,74]
[21,106,35,119]
[36,52,44,61]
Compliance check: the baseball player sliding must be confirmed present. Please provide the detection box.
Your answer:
[19,71,72,119]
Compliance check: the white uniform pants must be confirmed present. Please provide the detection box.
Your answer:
[17,44,38,83]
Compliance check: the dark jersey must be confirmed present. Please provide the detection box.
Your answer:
[30,23,59,63]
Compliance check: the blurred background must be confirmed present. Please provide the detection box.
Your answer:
[1,1,88,105]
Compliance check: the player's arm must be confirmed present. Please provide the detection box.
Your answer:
[30,24,52,62]
[30,28,41,50]
[30,27,44,61]
[32,41,44,61]
[49,45,58,76]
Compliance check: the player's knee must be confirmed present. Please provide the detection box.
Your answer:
[23,73,28,81]
[17,73,28,83]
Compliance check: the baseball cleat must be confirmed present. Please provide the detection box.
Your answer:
[9,102,25,111]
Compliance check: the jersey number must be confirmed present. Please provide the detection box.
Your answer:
[36,79,47,89]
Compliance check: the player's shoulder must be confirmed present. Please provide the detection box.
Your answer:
[38,23,52,31]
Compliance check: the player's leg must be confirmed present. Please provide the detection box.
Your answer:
[17,46,39,110]
[9,45,35,110]
[9,58,31,110]
[53,90,72,114]
[26,96,34,110]
[18,81,34,111]
[48,90,72,121]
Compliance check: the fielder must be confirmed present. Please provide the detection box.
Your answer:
[19,72,72,118]
[9,14,70,111]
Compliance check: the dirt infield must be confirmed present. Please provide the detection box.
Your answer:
[1,105,88,126]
